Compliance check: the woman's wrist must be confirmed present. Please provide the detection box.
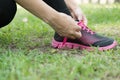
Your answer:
[46,12,59,24]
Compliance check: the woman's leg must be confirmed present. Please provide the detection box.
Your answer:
[0,0,17,27]
[43,0,71,16]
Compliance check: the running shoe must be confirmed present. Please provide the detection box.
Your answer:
[52,21,117,51]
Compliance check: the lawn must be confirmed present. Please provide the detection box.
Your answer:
[0,4,120,80]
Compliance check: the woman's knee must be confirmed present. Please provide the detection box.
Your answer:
[0,0,17,28]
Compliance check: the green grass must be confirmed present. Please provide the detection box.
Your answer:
[0,4,120,80]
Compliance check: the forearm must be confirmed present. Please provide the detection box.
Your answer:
[15,0,59,23]
[64,0,87,23]
[15,0,81,39]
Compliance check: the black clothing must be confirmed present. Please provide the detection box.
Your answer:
[0,0,17,27]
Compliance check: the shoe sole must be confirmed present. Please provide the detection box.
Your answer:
[52,39,117,51]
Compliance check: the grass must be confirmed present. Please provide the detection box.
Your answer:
[0,4,120,80]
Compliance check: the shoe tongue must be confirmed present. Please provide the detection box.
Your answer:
[77,21,95,34]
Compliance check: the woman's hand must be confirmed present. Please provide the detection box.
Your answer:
[50,13,82,39]
[65,0,87,25]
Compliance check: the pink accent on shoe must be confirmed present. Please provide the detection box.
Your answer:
[62,37,67,46]
[52,39,117,51]
[98,41,117,51]
[78,21,95,34]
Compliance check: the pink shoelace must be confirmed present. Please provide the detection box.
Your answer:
[62,21,95,46]
[78,21,95,34]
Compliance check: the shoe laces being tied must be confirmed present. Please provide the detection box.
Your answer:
[78,20,95,34]
[62,20,94,46]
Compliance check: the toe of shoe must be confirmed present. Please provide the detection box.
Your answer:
[92,38,114,47]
